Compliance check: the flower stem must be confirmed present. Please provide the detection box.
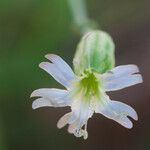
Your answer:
[67,0,98,34]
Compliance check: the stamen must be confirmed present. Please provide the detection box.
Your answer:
[74,123,88,140]
[83,122,88,140]
[74,129,83,138]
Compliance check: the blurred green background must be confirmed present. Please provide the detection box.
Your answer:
[0,0,149,150]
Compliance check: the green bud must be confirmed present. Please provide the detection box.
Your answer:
[73,30,115,75]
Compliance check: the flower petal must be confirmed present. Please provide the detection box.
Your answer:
[117,116,133,129]
[68,119,88,140]
[31,88,67,99]
[68,120,79,134]
[102,65,143,91]
[31,88,71,108]
[45,54,75,81]
[96,95,138,129]
[32,98,52,109]
[68,112,78,124]
[103,74,143,91]
[39,54,75,88]
[57,112,72,129]
[78,103,90,128]
[71,97,93,130]
[108,101,138,120]
[108,65,139,77]
[39,62,69,87]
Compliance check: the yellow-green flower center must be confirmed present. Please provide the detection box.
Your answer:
[78,71,101,98]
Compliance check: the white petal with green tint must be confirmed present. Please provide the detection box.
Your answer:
[32,98,53,109]
[45,54,75,82]
[57,112,72,129]
[39,55,75,88]
[102,65,143,91]
[96,95,138,129]
[31,88,71,108]
[31,88,68,100]
[109,64,139,76]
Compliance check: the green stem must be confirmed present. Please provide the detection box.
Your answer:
[67,0,98,34]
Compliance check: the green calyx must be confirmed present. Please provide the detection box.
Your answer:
[73,30,115,75]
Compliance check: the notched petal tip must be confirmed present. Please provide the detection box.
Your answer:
[126,64,140,73]
[123,103,138,121]
[30,88,54,98]
[112,64,140,75]
[130,74,143,86]
[97,97,138,129]
[32,101,38,110]
[121,117,133,129]
[138,74,143,83]
[39,62,49,69]
[30,88,53,98]
[134,113,138,121]
[57,113,71,129]
[32,100,41,110]
[39,55,75,88]
[112,101,138,121]
[30,90,40,98]
[32,98,52,110]
[130,110,138,121]
[45,53,58,61]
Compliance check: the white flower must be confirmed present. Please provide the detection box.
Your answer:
[31,54,143,140]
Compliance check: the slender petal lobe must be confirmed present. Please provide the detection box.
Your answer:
[71,98,92,130]
[57,112,72,129]
[31,88,68,100]
[31,88,71,108]
[32,98,52,109]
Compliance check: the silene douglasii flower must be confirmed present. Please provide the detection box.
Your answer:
[31,31,143,139]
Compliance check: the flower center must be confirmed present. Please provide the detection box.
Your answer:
[78,70,101,98]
